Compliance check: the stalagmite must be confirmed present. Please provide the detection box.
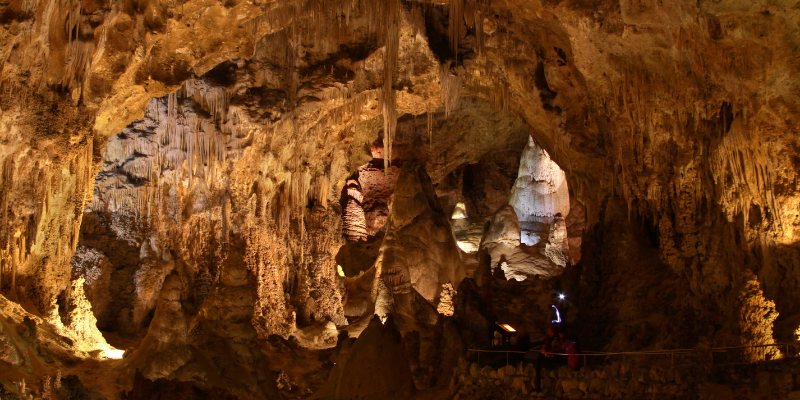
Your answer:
[509,137,570,224]
[342,180,368,242]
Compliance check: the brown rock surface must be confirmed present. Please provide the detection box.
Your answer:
[375,163,465,304]
[324,315,416,400]
[479,204,566,280]
[0,0,797,396]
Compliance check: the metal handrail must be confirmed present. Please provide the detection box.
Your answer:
[467,342,800,368]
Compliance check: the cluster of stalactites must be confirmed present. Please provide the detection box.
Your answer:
[160,84,234,189]
[0,136,94,297]
[509,137,570,223]
[310,85,375,141]
[271,163,325,234]
[603,61,782,233]
[55,0,119,91]
[441,62,465,117]
[246,0,491,177]
[94,80,246,219]
[247,0,359,49]
[708,116,782,232]
[449,0,487,57]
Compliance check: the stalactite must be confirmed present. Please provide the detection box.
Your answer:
[709,113,781,230]
[381,0,400,173]
[62,41,95,90]
[475,7,484,54]
[10,230,18,299]
[441,62,464,117]
[58,0,97,90]
[276,182,291,232]
[312,174,330,208]
[449,0,464,59]
[427,111,433,146]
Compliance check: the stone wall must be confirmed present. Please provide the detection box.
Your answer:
[450,356,800,400]
[451,359,693,399]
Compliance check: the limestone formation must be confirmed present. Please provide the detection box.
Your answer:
[509,137,570,228]
[374,164,465,304]
[479,204,568,280]
[0,0,796,397]
[313,315,415,400]
[335,316,416,400]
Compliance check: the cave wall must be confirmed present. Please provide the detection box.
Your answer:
[0,0,796,362]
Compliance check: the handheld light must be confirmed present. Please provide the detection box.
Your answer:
[551,305,562,323]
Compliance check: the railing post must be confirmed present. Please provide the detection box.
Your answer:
[506,352,509,366]
[671,351,674,369]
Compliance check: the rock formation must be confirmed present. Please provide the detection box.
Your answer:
[374,163,465,305]
[479,204,569,280]
[509,137,570,245]
[0,0,797,398]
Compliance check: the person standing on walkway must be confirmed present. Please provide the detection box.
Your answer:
[528,326,565,393]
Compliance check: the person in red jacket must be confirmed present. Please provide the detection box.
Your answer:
[559,331,581,370]
[526,326,565,393]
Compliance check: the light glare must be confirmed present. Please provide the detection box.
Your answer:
[551,305,561,323]
[104,349,125,359]
[499,324,516,333]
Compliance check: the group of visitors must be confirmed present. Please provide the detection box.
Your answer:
[525,324,581,393]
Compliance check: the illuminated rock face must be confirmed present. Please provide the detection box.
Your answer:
[374,164,465,304]
[479,204,566,280]
[0,0,797,397]
[509,138,570,227]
